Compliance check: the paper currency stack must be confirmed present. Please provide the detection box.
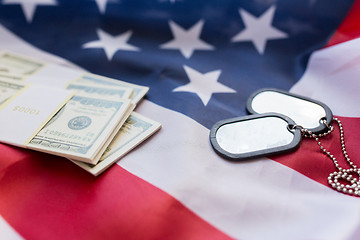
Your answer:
[0,51,161,176]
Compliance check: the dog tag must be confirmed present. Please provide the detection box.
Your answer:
[246,88,333,134]
[209,113,301,161]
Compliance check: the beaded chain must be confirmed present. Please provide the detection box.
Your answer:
[299,118,359,196]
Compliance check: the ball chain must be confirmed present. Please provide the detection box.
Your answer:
[301,118,360,196]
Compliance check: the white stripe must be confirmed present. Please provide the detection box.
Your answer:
[121,100,360,240]
[291,38,360,117]
[1,24,360,239]
[0,215,23,240]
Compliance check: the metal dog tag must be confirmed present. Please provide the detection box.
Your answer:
[246,88,333,134]
[209,113,301,161]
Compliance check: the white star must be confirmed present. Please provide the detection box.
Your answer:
[2,0,57,23]
[94,0,107,14]
[82,29,140,61]
[160,20,214,59]
[231,6,288,54]
[173,65,236,106]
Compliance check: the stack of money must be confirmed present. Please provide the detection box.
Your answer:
[0,51,161,176]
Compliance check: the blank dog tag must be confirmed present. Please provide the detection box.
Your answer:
[246,88,333,134]
[209,113,301,161]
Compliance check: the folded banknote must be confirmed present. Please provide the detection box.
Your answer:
[71,112,161,175]
[0,51,149,104]
[0,50,161,175]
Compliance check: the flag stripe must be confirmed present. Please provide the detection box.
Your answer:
[326,0,360,47]
[118,100,360,240]
[291,37,360,118]
[0,215,23,240]
[0,144,230,240]
[272,116,360,187]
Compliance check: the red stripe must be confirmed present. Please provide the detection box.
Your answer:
[272,116,360,189]
[292,1,360,190]
[326,0,360,47]
[0,145,231,240]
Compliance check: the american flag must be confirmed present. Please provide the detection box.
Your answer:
[0,0,360,239]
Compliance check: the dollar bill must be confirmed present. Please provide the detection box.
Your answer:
[76,73,149,104]
[0,65,9,72]
[0,79,27,106]
[0,51,159,173]
[0,51,149,104]
[0,51,44,75]
[71,112,161,176]
[27,93,134,164]
[0,72,24,81]
[65,82,133,100]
